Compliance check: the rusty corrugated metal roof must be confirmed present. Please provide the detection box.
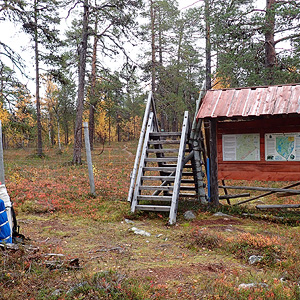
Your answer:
[196,84,300,119]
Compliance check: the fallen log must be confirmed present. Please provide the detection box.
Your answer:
[276,192,299,198]
[256,204,300,210]
[234,182,300,206]
[219,193,250,200]
[219,185,300,194]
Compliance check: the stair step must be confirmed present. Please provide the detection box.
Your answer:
[136,205,171,212]
[141,176,175,181]
[180,186,196,191]
[150,132,181,137]
[147,148,179,153]
[137,195,172,201]
[179,193,197,198]
[140,186,174,191]
[143,167,176,172]
[181,179,195,184]
[145,157,178,162]
[148,140,180,145]
[183,164,192,168]
[182,172,194,176]
[163,164,192,168]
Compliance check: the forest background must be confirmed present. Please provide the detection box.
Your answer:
[1,0,300,163]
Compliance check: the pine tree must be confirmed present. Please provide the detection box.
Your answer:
[22,0,61,156]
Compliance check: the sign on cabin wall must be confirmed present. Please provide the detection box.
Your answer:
[217,117,300,181]
[222,134,260,161]
[265,133,300,161]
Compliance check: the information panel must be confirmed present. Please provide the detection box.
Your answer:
[222,134,260,161]
[265,133,300,161]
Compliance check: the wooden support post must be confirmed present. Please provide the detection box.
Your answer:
[83,122,95,196]
[221,179,230,205]
[209,118,219,206]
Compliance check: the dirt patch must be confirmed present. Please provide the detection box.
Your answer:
[191,218,242,226]
[133,262,225,284]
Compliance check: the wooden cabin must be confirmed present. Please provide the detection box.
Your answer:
[197,83,300,200]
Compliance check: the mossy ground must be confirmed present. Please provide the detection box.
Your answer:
[1,142,300,299]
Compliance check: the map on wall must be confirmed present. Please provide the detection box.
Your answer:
[265,133,300,161]
[222,134,260,161]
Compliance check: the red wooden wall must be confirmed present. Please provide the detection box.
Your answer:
[216,116,300,181]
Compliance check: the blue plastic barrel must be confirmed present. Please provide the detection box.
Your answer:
[0,199,12,243]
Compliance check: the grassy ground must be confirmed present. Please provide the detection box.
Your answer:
[1,142,300,299]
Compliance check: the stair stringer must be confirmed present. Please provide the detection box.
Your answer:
[168,111,190,225]
[131,112,155,213]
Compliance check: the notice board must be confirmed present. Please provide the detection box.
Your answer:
[216,116,300,181]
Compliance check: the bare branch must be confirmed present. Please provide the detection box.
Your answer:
[275,33,300,45]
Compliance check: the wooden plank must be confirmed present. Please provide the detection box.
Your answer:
[179,193,197,198]
[143,167,176,172]
[180,186,197,191]
[136,205,170,212]
[142,176,175,181]
[150,132,181,137]
[181,172,194,176]
[181,179,195,184]
[183,164,193,168]
[219,185,300,194]
[164,164,192,168]
[137,195,172,201]
[147,149,179,153]
[140,186,174,191]
[148,140,180,145]
[256,204,300,209]
[145,157,178,162]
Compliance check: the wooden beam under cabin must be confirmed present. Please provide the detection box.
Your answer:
[219,185,300,194]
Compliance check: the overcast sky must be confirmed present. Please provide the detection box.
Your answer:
[1,0,204,95]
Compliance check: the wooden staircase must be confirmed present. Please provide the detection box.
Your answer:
[128,92,207,225]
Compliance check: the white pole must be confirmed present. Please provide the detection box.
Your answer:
[83,122,95,196]
[0,120,12,235]
[0,120,5,185]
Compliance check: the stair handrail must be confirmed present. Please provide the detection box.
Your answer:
[190,81,206,140]
[131,112,155,212]
[169,111,190,225]
[128,92,157,203]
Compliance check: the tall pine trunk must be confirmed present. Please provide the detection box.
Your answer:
[150,0,156,94]
[265,0,276,84]
[89,20,98,151]
[204,0,211,90]
[73,0,89,164]
[57,117,61,152]
[34,0,43,156]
